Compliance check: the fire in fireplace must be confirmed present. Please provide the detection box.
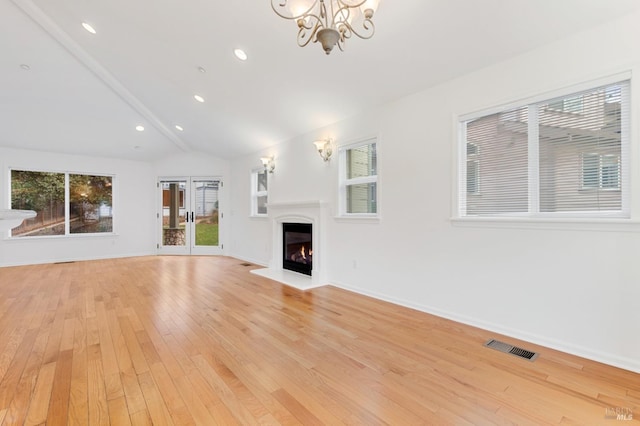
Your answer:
[282,222,312,276]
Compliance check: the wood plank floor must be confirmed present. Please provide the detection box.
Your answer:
[0,256,638,425]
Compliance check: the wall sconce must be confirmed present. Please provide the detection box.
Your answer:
[313,138,334,162]
[260,156,275,173]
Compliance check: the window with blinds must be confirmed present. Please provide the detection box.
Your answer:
[459,80,629,218]
[339,138,378,216]
[251,169,268,216]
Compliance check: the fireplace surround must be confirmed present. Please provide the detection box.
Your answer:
[250,201,328,290]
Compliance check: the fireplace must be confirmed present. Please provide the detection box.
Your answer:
[282,222,312,276]
[250,201,327,290]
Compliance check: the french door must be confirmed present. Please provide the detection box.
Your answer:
[158,177,223,255]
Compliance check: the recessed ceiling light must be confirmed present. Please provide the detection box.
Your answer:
[234,48,248,61]
[194,95,205,103]
[20,64,30,71]
[175,125,184,131]
[82,22,96,34]
[135,125,145,131]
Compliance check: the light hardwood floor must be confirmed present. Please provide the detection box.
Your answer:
[0,256,637,425]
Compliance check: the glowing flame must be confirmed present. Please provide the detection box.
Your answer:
[290,245,312,264]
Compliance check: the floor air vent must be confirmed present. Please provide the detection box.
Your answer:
[484,339,539,361]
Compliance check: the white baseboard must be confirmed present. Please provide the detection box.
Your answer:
[330,280,640,375]
[226,252,268,268]
[0,251,156,268]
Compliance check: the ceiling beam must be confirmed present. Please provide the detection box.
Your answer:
[10,0,190,153]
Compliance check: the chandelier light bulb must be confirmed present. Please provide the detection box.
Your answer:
[360,0,380,14]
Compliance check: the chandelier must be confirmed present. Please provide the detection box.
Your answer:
[271,0,380,55]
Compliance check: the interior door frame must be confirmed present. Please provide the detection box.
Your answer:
[157,176,223,256]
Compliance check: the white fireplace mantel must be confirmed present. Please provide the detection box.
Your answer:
[250,200,329,290]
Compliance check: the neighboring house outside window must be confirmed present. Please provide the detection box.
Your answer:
[251,169,268,216]
[581,153,620,190]
[458,79,629,218]
[339,138,378,216]
[547,95,584,113]
[10,169,114,237]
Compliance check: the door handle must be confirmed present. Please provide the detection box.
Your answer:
[191,212,194,222]
[185,212,189,223]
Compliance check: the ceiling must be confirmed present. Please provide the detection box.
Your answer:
[2,0,639,162]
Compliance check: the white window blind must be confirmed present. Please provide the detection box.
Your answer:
[459,80,629,218]
[251,169,268,216]
[339,138,378,216]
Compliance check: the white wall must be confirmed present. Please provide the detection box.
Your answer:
[152,151,229,178]
[0,147,156,266]
[230,11,640,373]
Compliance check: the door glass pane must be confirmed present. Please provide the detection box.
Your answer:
[193,180,219,247]
[162,181,186,246]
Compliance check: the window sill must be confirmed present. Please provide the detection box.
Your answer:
[578,188,621,192]
[249,214,268,219]
[4,232,119,241]
[451,216,640,232]
[334,215,380,224]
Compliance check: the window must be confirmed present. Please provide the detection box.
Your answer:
[600,155,621,189]
[459,80,629,218]
[10,170,113,237]
[251,169,268,216]
[339,138,378,216]
[582,153,620,190]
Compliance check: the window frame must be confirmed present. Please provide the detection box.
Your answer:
[250,167,268,217]
[338,137,379,219]
[8,168,115,238]
[455,74,632,226]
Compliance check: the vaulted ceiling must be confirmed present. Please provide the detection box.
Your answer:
[2,0,639,161]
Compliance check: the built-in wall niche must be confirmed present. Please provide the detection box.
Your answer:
[282,223,312,276]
